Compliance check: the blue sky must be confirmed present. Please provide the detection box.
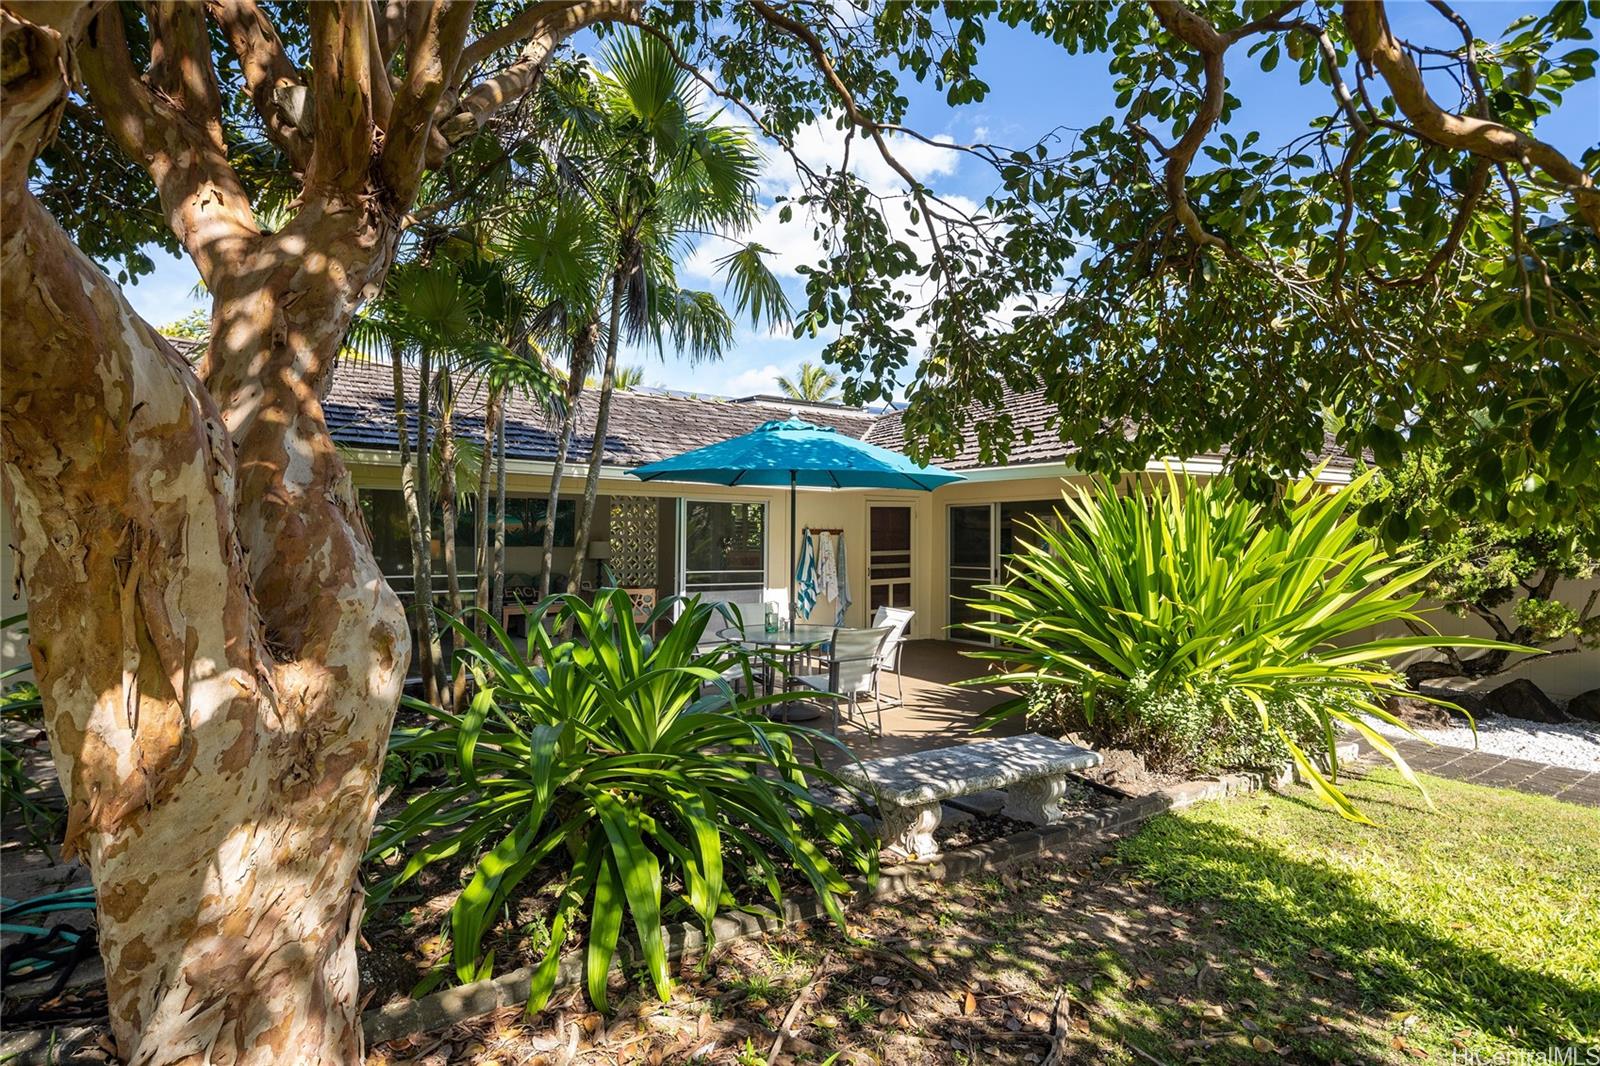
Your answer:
[119,4,1597,398]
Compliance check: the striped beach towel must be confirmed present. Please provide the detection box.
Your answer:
[794,531,818,617]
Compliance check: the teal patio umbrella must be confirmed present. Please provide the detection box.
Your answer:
[629,417,965,626]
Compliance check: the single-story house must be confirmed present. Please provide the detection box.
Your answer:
[2,347,1591,700]
[320,357,1359,646]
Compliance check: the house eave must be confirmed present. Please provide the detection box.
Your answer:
[951,456,1355,485]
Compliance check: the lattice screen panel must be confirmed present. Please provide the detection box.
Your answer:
[608,496,658,587]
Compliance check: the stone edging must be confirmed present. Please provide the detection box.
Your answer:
[1,762,1306,1064]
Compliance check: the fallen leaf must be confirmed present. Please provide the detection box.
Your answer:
[963,990,978,1015]
[1251,1035,1275,1053]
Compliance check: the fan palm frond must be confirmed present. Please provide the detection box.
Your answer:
[715,241,791,330]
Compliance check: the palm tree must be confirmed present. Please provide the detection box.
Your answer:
[776,362,841,404]
[494,187,610,600]
[358,259,481,706]
[590,365,645,390]
[556,31,791,591]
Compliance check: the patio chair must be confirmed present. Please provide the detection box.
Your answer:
[869,606,914,708]
[793,626,893,735]
[700,601,752,697]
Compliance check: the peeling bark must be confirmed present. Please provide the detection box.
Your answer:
[0,1,668,1059]
[2,107,407,1066]
[5,7,407,1062]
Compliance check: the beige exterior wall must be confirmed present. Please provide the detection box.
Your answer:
[345,457,1100,643]
[1377,573,1600,702]
[8,452,1589,699]
[345,455,935,633]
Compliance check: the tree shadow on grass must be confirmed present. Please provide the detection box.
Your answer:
[371,781,1600,1065]
[1088,804,1600,1063]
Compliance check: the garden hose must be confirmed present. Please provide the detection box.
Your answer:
[2,885,99,1013]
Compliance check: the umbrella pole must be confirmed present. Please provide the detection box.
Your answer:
[788,471,797,631]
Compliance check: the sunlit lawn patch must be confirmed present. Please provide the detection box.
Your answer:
[1116,769,1600,1061]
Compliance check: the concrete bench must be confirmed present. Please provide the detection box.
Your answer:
[836,733,1101,858]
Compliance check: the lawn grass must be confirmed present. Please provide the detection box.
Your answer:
[1113,767,1600,1061]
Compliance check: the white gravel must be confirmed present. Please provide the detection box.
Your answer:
[1364,713,1600,774]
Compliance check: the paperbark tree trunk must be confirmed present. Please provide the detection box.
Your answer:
[2,2,635,1060]
[3,33,407,1065]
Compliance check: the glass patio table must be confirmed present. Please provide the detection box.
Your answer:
[717,623,836,722]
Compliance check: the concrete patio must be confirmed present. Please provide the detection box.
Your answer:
[804,639,1026,762]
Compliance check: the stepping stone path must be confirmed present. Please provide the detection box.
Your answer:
[1354,735,1600,807]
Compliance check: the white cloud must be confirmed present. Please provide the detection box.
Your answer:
[726,363,787,395]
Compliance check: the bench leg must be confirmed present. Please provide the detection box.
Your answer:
[1003,775,1070,825]
[880,799,941,859]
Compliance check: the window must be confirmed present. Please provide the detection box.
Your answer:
[357,489,576,580]
[684,500,766,616]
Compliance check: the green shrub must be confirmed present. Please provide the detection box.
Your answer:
[968,471,1520,819]
[367,591,876,1012]
[1,615,58,853]
[1025,676,1362,774]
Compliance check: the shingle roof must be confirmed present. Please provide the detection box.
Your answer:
[171,341,1354,476]
[321,359,877,466]
[862,387,1359,473]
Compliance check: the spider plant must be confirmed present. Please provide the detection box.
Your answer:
[367,591,875,1011]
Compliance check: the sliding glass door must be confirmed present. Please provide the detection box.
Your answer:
[948,505,993,642]
[683,499,767,623]
[948,499,1063,643]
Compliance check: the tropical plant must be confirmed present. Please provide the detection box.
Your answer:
[357,247,567,699]
[536,30,790,592]
[367,591,876,1012]
[966,471,1522,821]
[159,308,210,341]
[776,362,840,404]
[1360,450,1600,683]
[0,616,56,854]
[589,365,645,390]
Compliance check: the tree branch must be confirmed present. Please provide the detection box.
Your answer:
[378,0,475,201]
[305,1,377,197]
[428,0,638,166]
[747,0,953,269]
[456,0,568,73]
[1344,0,1600,233]
[206,0,311,168]
[1146,0,1235,250]
[78,3,259,285]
